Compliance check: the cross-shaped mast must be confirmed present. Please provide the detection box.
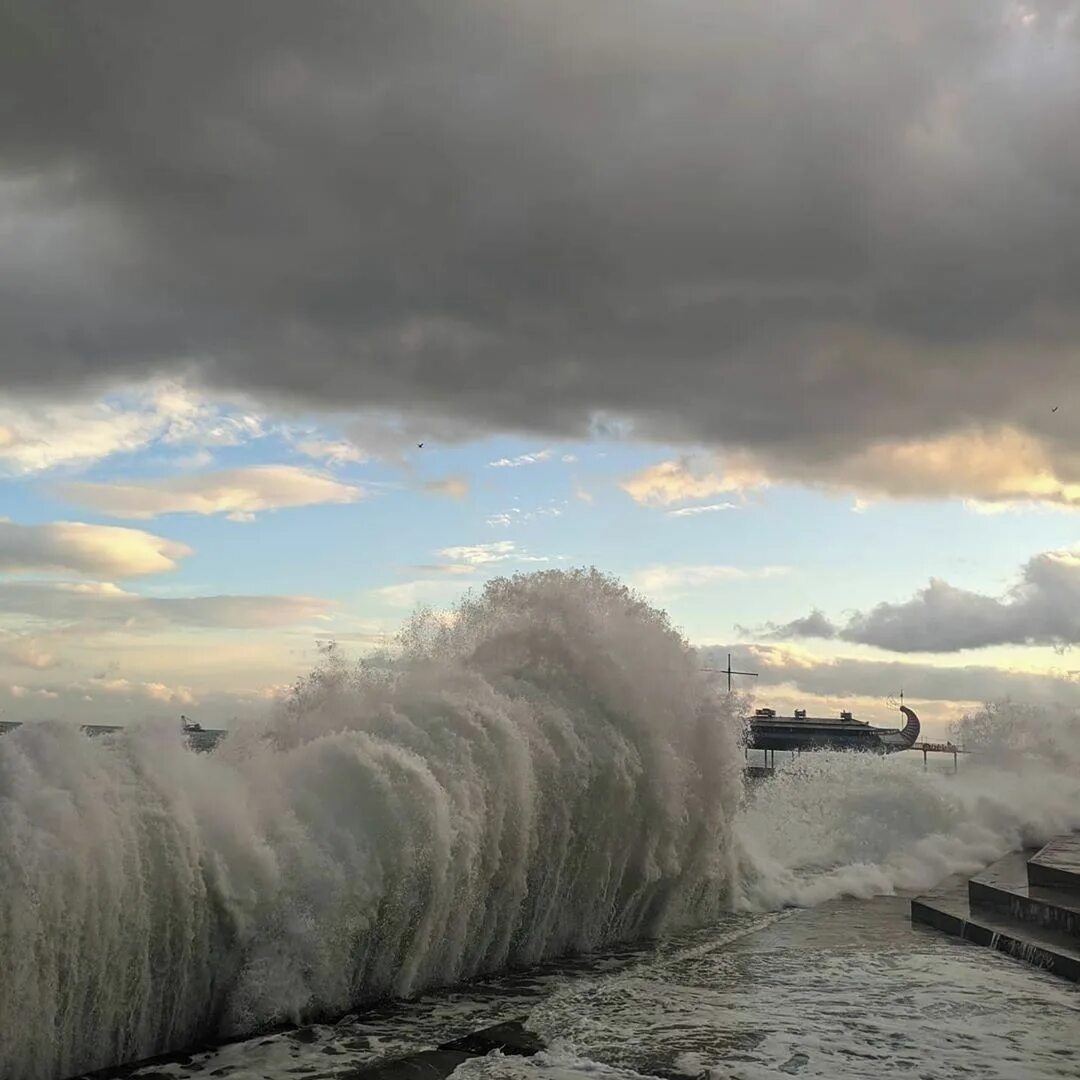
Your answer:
[703,653,759,693]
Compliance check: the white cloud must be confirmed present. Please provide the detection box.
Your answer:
[437,541,517,565]
[0,630,59,670]
[422,476,469,499]
[291,436,367,465]
[54,465,362,521]
[0,405,157,475]
[437,541,549,566]
[666,503,739,517]
[633,564,790,595]
[407,564,477,576]
[373,579,468,609]
[487,449,553,468]
[152,384,264,447]
[378,541,553,607]
[0,381,264,475]
[484,503,566,527]
[0,521,190,577]
[87,675,196,705]
[9,685,59,700]
[621,456,767,507]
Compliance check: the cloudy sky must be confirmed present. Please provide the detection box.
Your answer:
[4,0,1080,737]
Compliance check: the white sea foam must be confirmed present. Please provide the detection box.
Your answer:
[0,570,744,1079]
[734,703,1080,909]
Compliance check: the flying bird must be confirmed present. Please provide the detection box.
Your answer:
[418,442,424,448]
[1052,406,1059,412]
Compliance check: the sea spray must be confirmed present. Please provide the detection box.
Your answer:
[0,569,745,1079]
[734,701,1080,909]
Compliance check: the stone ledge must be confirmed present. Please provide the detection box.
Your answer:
[912,839,1080,984]
[1028,834,1080,891]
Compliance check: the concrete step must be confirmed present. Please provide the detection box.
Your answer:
[912,873,1080,982]
[1028,834,1080,891]
[967,851,1080,941]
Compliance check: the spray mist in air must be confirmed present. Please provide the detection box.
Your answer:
[0,569,745,1079]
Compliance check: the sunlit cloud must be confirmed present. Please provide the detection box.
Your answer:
[625,427,1080,511]
[0,382,264,475]
[621,456,767,507]
[437,541,549,566]
[290,436,367,465]
[0,630,59,670]
[373,578,470,609]
[54,465,363,521]
[666,503,739,517]
[485,503,564,527]
[422,476,469,499]
[487,449,553,468]
[0,521,190,577]
[633,564,790,596]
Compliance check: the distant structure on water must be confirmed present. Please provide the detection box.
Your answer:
[0,715,227,753]
[747,705,921,755]
[4,705,922,762]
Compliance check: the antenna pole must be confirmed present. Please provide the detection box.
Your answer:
[702,655,759,694]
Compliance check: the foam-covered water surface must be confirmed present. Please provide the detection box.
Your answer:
[460,897,1080,1080]
[735,734,1080,909]
[104,898,1080,1080]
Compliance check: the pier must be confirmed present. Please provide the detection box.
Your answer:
[747,705,921,755]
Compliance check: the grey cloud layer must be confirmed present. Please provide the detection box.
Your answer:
[755,549,1080,652]
[0,582,330,630]
[700,644,1080,709]
[4,2,1080,462]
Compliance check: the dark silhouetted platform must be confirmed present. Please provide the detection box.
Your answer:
[912,835,1080,982]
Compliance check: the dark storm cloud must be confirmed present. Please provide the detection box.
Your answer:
[752,548,1080,652]
[4,1,1080,458]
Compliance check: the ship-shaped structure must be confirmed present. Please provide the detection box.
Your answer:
[748,705,920,754]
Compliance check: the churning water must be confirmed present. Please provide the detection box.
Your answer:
[1,570,1079,1079]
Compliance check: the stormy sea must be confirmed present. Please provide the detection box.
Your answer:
[2,571,1079,1080]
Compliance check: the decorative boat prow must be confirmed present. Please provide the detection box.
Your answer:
[878,705,921,751]
[748,704,921,754]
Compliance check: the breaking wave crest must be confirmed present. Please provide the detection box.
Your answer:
[0,570,744,1079]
